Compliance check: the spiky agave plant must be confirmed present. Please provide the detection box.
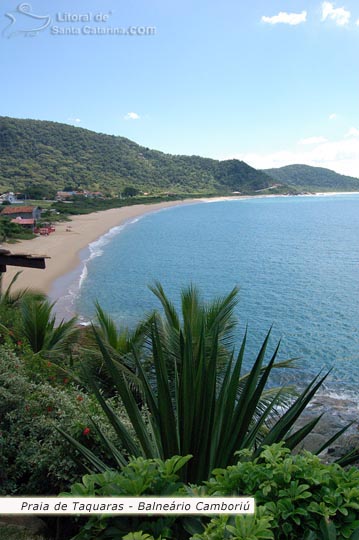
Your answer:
[60,284,356,484]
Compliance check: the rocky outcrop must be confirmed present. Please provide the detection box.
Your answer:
[294,394,359,462]
[0,516,48,539]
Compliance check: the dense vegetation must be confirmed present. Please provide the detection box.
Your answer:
[1,281,358,539]
[0,116,275,197]
[264,164,359,192]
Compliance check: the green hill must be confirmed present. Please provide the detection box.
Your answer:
[0,116,274,197]
[263,164,359,192]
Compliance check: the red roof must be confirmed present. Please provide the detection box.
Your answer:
[11,217,35,225]
[2,206,35,215]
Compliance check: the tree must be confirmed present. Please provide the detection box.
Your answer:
[122,186,140,198]
[0,217,23,241]
[25,181,56,200]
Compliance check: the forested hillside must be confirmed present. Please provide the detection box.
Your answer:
[264,164,359,192]
[0,117,274,197]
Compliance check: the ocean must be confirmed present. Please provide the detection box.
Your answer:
[52,194,359,398]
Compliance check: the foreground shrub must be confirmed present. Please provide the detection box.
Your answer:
[191,508,274,540]
[0,346,131,494]
[196,443,359,539]
[62,455,191,540]
[64,446,359,539]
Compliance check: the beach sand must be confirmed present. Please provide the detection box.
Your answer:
[1,199,204,296]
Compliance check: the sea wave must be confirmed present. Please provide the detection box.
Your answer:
[78,216,142,290]
[50,216,143,321]
[316,389,359,407]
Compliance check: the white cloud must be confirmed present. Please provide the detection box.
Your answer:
[124,112,140,120]
[356,18,359,25]
[329,113,338,120]
[321,2,351,26]
[299,136,328,145]
[346,127,359,137]
[226,137,359,178]
[261,11,307,25]
[68,117,81,125]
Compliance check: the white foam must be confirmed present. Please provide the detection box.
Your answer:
[51,216,144,321]
[78,216,143,290]
[77,319,92,327]
[318,389,359,406]
[78,264,88,290]
[314,191,359,197]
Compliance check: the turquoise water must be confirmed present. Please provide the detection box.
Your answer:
[59,195,359,395]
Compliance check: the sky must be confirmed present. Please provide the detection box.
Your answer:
[1,0,359,176]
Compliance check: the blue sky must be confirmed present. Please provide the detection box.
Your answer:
[1,0,359,176]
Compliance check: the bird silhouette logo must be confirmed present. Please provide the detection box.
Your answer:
[3,3,51,38]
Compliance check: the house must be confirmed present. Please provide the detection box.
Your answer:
[10,217,35,231]
[88,191,104,198]
[56,191,76,201]
[0,192,20,204]
[1,205,42,221]
[56,190,104,200]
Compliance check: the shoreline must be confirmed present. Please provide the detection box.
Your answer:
[2,190,359,298]
[1,198,210,295]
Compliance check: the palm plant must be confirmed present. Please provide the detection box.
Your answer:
[61,285,356,483]
[20,296,78,355]
[0,271,47,344]
[95,301,147,355]
[79,302,148,395]
[0,271,46,307]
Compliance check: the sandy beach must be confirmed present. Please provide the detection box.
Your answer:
[1,199,205,296]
